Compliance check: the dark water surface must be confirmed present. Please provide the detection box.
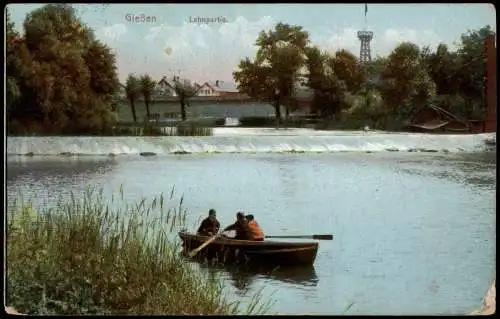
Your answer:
[6,130,496,315]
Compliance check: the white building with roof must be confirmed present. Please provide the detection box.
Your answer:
[157,76,197,98]
[196,80,241,97]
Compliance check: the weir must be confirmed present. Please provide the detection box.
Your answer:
[7,130,495,156]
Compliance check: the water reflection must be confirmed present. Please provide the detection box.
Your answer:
[197,261,318,295]
[6,157,117,182]
[396,152,496,189]
[6,157,118,204]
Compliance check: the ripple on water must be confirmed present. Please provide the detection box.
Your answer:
[5,146,496,315]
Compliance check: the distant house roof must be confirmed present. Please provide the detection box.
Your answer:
[158,77,176,88]
[158,76,193,89]
[200,81,239,93]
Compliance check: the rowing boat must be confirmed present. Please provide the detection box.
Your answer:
[178,231,319,266]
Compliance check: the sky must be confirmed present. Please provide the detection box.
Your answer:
[7,3,496,84]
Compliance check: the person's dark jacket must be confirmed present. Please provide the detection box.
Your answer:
[197,217,220,235]
[224,220,252,240]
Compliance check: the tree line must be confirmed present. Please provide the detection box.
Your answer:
[6,4,119,134]
[233,22,495,129]
[6,4,198,135]
[6,4,495,134]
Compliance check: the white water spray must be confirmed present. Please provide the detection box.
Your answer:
[7,128,495,156]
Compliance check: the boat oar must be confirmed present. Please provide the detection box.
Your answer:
[265,234,333,240]
[189,233,221,258]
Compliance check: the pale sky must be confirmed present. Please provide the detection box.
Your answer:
[7,3,496,84]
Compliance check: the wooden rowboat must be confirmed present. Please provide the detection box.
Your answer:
[178,231,319,266]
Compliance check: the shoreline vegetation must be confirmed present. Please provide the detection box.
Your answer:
[6,187,273,315]
[6,4,494,137]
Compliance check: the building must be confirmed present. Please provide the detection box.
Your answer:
[195,82,217,96]
[196,80,241,97]
[357,30,373,64]
[157,76,180,97]
[157,76,197,97]
[357,5,373,64]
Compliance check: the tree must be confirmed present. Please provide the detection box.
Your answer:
[6,4,119,134]
[139,75,156,120]
[125,74,140,123]
[379,42,436,121]
[332,49,365,93]
[408,70,437,110]
[419,25,496,120]
[455,25,496,119]
[422,43,459,95]
[234,22,310,127]
[6,7,22,119]
[304,46,349,121]
[172,78,198,121]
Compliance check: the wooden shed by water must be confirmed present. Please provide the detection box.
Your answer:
[406,105,471,133]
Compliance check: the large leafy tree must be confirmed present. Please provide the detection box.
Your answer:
[378,42,436,120]
[6,4,119,134]
[455,25,496,119]
[234,22,310,127]
[332,49,365,93]
[419,25,495,120]
[422,43,459,95]
[304,46,348,120]
[139,75,156,120]
[6,7,23,119]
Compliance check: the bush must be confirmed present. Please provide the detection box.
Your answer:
[336,91,393,130]
[6,187,271,315]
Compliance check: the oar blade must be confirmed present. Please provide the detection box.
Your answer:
[265,234,334,240]
[312,234,333,240]
[189,234,219,258]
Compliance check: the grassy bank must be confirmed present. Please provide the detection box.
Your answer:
[6,187,271,315]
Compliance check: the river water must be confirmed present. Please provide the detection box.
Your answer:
[6,128,496,315]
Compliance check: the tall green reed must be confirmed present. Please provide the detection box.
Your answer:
[6,185,270,315]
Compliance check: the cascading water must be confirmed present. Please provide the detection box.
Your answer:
[7,128,495,156]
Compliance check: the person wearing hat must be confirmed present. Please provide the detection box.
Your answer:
[222,212,252,240]
[197,208,220,236]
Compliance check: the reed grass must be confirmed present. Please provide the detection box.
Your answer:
[6,186,270,315]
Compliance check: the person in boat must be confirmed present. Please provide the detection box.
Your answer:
[245,214,265,241]
[222,212,252,240]
[197,209,220,236]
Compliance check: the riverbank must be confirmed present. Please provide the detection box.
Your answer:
[469,279,496,315]
[6,188,270,315]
